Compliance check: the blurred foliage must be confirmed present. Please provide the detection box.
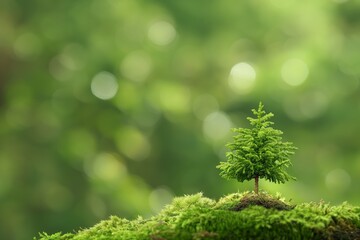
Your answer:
[1,0,360,239]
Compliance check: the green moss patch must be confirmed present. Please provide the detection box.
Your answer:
[36,192,360,240]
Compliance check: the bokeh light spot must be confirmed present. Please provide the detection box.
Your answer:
[148,21,176,46]
[148,82,190,115]
[91,72,119,100]
[228,62,256,94]
[325,168,351,192]
[120,51,152,82]
[115,127,151,161]
[203,112,232,141]
[148,187,173,213]
[92,153,127,182]
[281,59,309,86]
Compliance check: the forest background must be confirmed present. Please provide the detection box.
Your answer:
[1,0,360,239]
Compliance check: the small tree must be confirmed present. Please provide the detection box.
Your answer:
[217,102,296,194]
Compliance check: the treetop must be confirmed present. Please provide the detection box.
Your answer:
[217,102,296,193]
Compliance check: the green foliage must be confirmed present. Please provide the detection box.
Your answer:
[217,102,297,188]
[36,192,360,240]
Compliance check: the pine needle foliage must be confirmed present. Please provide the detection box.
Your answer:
[217,102,297,193]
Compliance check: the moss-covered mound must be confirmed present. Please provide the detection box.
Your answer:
[36,192,360,240]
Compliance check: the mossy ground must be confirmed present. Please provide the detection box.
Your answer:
[36,192,360,240]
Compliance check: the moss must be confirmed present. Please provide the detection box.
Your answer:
[35,192,360,240]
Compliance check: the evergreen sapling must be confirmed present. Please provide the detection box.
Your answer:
[217,102,297,194]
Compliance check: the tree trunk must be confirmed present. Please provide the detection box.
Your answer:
[254,176,259,194]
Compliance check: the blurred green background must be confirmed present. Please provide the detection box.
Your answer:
[1,0,360,239]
